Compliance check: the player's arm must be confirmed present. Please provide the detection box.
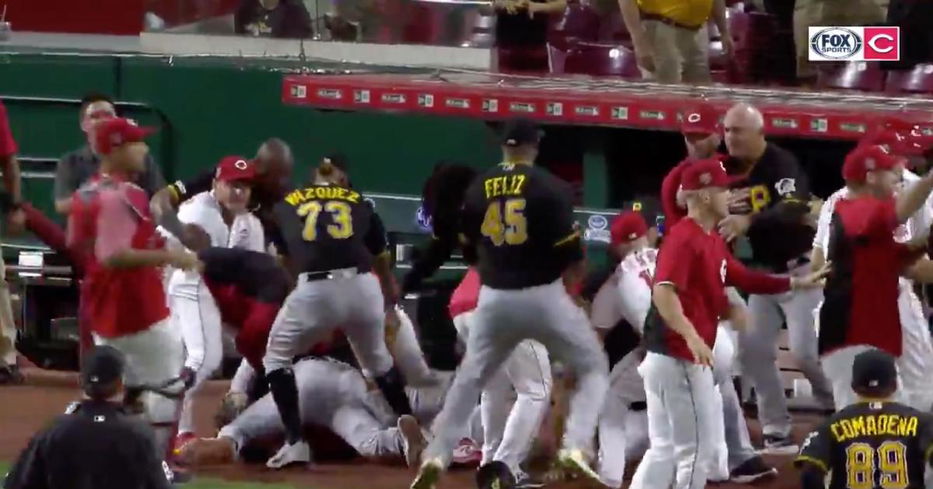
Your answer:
[149,168,213,243]
[0,102,21,206]
[53,155,79,215]
[810,190,842,269]
[724,253,792,294]
[897,170,933,223]
[546,180,584,272]
[364,212,399,309]
[660,164,686,224]
[794,427,832,489]
[616,270,650,334]
[97,195,196,270]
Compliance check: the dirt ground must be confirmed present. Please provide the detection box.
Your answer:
[0,368,820,489]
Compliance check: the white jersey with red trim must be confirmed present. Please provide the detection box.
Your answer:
[614,248,658,334]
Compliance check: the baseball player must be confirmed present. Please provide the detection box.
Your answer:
[817,143,933,409]
[595,211,775,486]
[449,267,552,487]
[660,102,724,227]
[795,349,933,489]
[0,98,23,385]
[65,118,198,464]
[178,357,439,468]
[166,156,266,443]
[813,126,933,413]
[411,119,608,489]
[720,103,834,453]
[629,158,827,489]
[264,156,411,469]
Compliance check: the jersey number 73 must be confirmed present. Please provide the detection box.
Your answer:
[298,200,354,241]
[481,198,528,246]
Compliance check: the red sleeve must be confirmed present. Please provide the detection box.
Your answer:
[654,227,693,289]
[724,252,791,294]
[0,102,17,157]
[661,162,687,226]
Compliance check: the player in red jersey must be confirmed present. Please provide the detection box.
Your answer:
[660,103,723,227]
[629,158,827,489]
[818,144,933,409]
[66,117,200,462]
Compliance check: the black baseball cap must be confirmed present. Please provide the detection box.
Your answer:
[851,349,898,396]
[322,153,349,173]
[81,345,124,395]
[501,119,542,147]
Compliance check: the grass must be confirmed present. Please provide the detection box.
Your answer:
[0,462,304,489]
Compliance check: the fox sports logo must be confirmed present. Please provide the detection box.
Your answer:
[810,27,863,60]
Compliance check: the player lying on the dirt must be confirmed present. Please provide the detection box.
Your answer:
[178,356,455,468]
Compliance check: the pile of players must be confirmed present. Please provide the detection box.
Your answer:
[59,99,933,489]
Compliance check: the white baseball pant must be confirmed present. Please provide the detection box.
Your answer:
[629,352,718,489]
[452,310,552,474]
[821,344,906,409]
[712,326,758,473]
[597,348,649,488]
[0,262,17,366]
[422,279,608,467]
[94,318,185,455]
[738,285,833,437]
[391,307,436,386]
[263,272,393,378]
[895,281,933,411]
[169,270,225,435]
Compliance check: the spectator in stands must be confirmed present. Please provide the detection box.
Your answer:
[618,0,732,83]
[493,0,567,49]
[235,0,313,39]
[54,94,165,215]
[793,0,886,82]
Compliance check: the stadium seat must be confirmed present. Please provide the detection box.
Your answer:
[401,2,446,44]
[563,42,641,78]
[885,64,933,95]
[549,2,600,47]
[496,46,550,73]
[464,12,495,47]
[597,10,631,44]
[547,43,570,74]
[818,62,886,92]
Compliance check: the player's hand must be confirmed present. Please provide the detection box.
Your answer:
[685,332,714,366]
[791,262,832,290]
[721,34,735,58]
[180,224,211,252]
[718,214,751,242]
[168,250,202,272]
[381,277,400,311]
[727,188,752,214]
[6,208,25,235]
[384,308,401,347]
[179,367,197,391]
[632,37,656,73]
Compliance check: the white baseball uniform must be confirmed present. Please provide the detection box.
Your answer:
[219,357,450,459]
[168,190,265,434]
[814,175,933,410]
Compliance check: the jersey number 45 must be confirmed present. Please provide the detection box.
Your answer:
[298,200,353,241]
[481,198,528,246]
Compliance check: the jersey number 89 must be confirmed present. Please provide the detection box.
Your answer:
[298,200,353,241]
[845,441,908,489]
[481,199,527,246]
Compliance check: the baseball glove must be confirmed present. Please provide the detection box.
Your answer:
[214,391,249,430]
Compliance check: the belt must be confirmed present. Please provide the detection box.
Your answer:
[629,401,647,412]
[640,12,704,31]
[299,267,363,282]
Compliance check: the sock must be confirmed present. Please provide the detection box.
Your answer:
[374,366,413,416]
[266,367,303,444]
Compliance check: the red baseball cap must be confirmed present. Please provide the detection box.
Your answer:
[860,127,926,157]
[93,117,155,155]
[680,158,731,190]
[610,211,648,245]
[681,104,721,135]
[842,144,902,183]
[214,155,256,182]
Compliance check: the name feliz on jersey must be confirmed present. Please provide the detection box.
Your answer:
[284,186,362,206]
[830,413,920,443]
[483,174,527,198]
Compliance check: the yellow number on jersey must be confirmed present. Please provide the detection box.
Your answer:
[481,199,527,246]
[297,200,354,241]
[845,441,909,489]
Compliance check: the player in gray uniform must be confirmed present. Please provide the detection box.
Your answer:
[410,120,608,489]
[179,357,450,467]
[264,157,412,469]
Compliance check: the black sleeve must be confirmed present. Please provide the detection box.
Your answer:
[130,425,172,489]
[794,425,832,473]
[402,234,457,294]
[799,466,826,489]
[281,3,313,38]
[3,430,48,489]
[544,178,584,266]
[268,204,289,257]
[363,211,389,257]
[920,413,933,467]
[748,148,812,233]
[167,168,214,204]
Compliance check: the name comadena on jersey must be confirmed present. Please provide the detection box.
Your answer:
[830,413,919,443]
[284,186,362,206]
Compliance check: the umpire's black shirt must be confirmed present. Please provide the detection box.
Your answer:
[3,400,171,489]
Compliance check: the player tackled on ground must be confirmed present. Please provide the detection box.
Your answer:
[263,156,414,469]
[410,119,609,489]
[795,349,933,489]
[629,158,827,489]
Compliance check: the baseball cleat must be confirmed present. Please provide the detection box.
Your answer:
[410,457,443,489]
[758,434,799,455]
[398,415,427,468]
[0,364,24,385]
[266,440,312,469]
[172,431,197,457]
[729,455,778,483]
[557,448,602,483]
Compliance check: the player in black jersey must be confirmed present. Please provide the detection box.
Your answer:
[795,349,933,489]
[411,120,608,489]
[262,156,415,470]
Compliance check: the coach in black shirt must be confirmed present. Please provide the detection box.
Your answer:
[4,346,172,489]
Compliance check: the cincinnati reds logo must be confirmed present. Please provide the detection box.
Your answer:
[234,159,248,170]
[687,112,701,123]
[699,172,712,185]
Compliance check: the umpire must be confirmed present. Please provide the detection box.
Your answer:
[3,346,173,489]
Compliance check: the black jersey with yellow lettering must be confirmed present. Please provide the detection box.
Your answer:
[461,162,582,289]
[271,184,387,274]
[794,400,933,489]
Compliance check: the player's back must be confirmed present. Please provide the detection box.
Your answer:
[272,184,380,273]
[615,248,658,331]
[797,400,933,489]
[462,163,581,289]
